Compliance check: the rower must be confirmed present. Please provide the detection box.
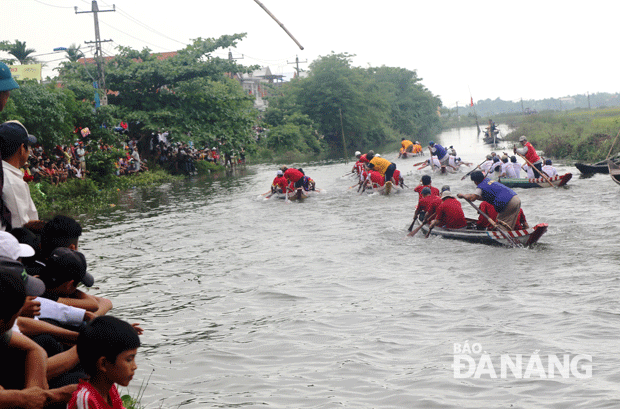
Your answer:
[426,186,467,233]
[458,170,522,231]
[542,159,557,177]
[514,135,544,176]
[366,152,397,185]
[413,175,440,197]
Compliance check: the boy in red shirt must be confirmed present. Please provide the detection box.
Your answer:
[68,316,141,409]
[271,170,288,194]
[413,175,440,197]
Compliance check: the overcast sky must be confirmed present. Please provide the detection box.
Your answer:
[3,0,618,107]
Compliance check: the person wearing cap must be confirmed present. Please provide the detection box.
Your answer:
[38,248,104,313]
[428,141,449,168]
[271,170,288,194]
[425,186,467,235]
[413,175,440,198]
[458,170,521,230]
[514,135,544,176]
[410,186,442,230]
[542,158,557,177]
[0,62,19,112]
[0,120,39,230]
[0,256,79,405]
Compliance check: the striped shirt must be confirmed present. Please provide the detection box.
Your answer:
[67,380,125,409]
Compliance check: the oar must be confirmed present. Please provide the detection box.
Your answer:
[260,190,272,196]
[462,198,520,247]
[407,212,436,237]
[605,128,620,160]
[407,216,417,232]
[428,147,436,172]
[515,152,556,188]
[461,159,487,180]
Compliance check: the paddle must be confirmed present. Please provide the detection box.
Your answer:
[605,128,620,160]
[408,212,435,237]
[514,152,556,188]
[407,216,417,232]
[461,159,487,180]
[260,190,272,196]
[462,197,520,247]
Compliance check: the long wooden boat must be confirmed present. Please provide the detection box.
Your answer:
[575,156,620,174]
[420,221,548,247]
[608,160,620,185]
[275,188,312,200]
[498,172,572,188]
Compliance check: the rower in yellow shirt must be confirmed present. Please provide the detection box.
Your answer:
[367,152,397,184]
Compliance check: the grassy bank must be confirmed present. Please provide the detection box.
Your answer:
[29,160,226,219]
[503,107,620,161]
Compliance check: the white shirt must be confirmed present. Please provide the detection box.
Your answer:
[522,164,535,179]
[542,165,557,177]
[512,162,521,178]
[1,161,38,230]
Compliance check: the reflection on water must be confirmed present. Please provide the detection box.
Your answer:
[79,127,620,408]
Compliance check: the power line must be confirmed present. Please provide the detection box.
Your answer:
[114,7,188,47]
[33,0,74,9]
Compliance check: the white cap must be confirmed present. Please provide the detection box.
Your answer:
[0,231,35,260]
[355,151,361,156]
[519,136,527,142]
[277,170,283,176]
[375,153,381,157]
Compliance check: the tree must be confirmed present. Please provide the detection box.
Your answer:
[65,44,84,62]
[0,40,37,64]
[296,52,391,154]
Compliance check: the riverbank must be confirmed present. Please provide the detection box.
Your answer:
[441,107,620,161]
[29,160,228,219]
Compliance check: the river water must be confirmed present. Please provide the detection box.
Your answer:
[80,126,620,408]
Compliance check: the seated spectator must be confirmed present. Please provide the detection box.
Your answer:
[69,316,141,409]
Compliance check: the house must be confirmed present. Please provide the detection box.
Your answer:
[236,67,284,111]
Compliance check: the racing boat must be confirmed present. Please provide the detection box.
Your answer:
[420,220,548,247]
[498,173,572,188]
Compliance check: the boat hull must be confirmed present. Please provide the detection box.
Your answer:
[499,173,572,188]
[420,223,548,247]
[608,160,620,186]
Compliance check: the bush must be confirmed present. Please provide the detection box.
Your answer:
[86,148,125,187]
[193,160,225,175]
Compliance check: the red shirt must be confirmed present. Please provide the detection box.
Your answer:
[393,169,401,185]
[414,185,440,197]
[524,142,541,163]
[272,176,287,192]
[284,168,304,182]
[435,198,467,229]
[514,209,527,230]
[416,194,442,215]
[359,154,369,164]
[477,201,498,229]
[68,380,125,409]
[368,170,385,187]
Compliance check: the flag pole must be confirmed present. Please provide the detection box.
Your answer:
[468,87,481,134]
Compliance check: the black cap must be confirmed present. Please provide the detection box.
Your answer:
[0,256,45,296]
[0,121,37,146]
[45,248,93,287]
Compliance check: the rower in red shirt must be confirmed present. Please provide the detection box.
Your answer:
[271,170,288,194]
[413,175,440,197]
[476,201,498,229]
[426,186,467,236]
[282,167,305,189]
[365,169,385,190]
[412,186,443,225]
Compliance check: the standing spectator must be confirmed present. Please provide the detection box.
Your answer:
[0,121,39,230]
[76,142,86,173]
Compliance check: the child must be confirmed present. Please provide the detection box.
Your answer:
[69,316,141,409]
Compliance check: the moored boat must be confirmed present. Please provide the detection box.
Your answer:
[498,173,572,188]
[575,155,620,174]
[420,220,548,247]
[608,160,620,185]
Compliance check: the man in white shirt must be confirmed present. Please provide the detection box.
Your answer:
[0,121,38,230]
[542,159,557,177]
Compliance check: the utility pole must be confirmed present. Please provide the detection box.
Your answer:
[76,1,114,106]
[455,101,459,119]
[287,55,307,79]
[587,92,591,110]
[520,98,524,114]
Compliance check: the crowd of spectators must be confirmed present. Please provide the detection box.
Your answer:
[1,61,144,408]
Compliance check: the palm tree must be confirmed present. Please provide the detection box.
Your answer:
[65,43,84,62]
[0,40,37,64]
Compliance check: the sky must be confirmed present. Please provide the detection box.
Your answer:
[2,0,619,108]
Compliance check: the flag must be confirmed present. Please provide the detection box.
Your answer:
[470,97,474,107]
